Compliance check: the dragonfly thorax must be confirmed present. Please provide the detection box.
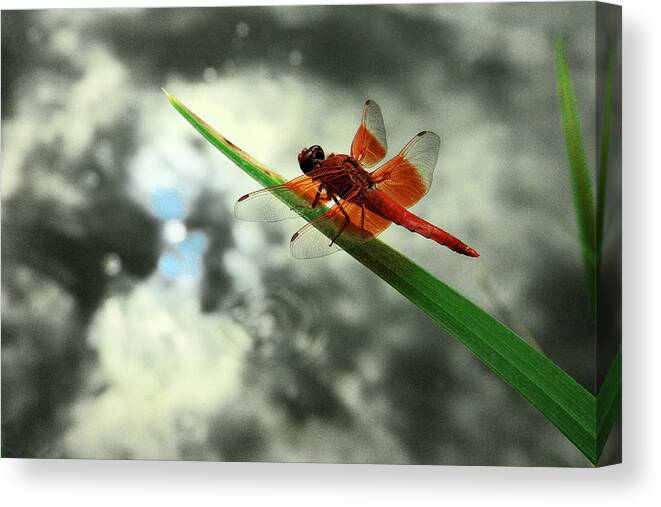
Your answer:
[318,154,374,199]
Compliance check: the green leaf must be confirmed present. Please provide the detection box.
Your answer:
[597,351,621,458]
[555,38,621,464]
[594,41,621,462]
[556,40,597,307]
[165,90,599,464]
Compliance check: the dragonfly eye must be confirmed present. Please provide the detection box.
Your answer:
[298,145,325,174]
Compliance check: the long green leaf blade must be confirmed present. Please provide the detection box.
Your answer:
[556,40,597,306]
[165,91,598,464]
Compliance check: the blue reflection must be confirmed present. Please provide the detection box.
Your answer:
[151,188,186,220]
[151,188,207,280]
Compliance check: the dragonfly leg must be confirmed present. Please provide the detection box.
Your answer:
[289,187,329,212]
[310,186,329,209]
[329,194,350,246]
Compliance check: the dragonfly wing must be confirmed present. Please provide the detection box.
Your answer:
[370,131,440,209]
[290,200,392,259]
[350,100,388,168]
[235,175,328,222]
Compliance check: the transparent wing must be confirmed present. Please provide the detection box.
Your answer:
[350,100,388,168]
[234,175,327,222]
[370,131,440,209]
[290,200,392,259]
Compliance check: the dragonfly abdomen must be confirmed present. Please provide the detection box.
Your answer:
[365,189,479,257]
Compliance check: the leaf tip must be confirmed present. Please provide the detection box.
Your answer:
[161,87,175,103]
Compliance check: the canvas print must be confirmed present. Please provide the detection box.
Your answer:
[1,2,621,466]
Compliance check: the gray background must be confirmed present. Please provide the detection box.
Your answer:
[1,3,620,465]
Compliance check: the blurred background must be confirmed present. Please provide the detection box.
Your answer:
[1,3,620,465]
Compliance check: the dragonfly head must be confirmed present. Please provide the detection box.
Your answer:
[298,145,325,174]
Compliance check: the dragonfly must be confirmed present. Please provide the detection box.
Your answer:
[235,100,479,259]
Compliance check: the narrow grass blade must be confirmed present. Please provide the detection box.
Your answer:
[556,40,597,306]
[165,91,598,464]
[596,40,616,255]
[597,352,621,457]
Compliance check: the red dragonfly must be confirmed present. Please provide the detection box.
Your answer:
[235,100,479,259]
